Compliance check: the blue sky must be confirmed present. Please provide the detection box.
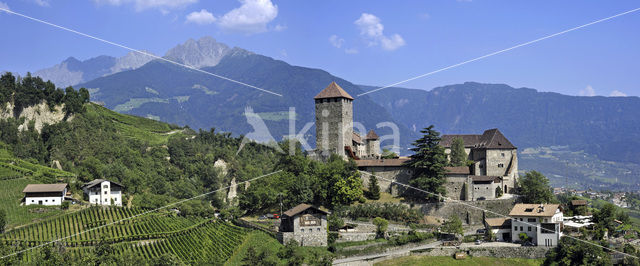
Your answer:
[1,0,639,96]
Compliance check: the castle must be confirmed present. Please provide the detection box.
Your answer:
[313,82,381,159]
[311,82,518,201]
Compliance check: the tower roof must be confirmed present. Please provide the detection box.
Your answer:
[314,82,354,100]
[365,130,379,140]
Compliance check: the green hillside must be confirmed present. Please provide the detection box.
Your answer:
[0,144,75,228]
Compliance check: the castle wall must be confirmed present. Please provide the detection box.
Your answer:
[471,182,496,201]
[359,166,412,196]
[444,175,468,201]
[315,98,352,157]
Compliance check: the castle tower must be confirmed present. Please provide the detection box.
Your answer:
[365,130,380,157]
[314,82,354,157]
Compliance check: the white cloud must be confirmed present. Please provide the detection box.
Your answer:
[273,24,286,31]
[578,85,596,97]
[380,34,405,51]
[354,13,405,51]
[217,0,278,34]
[186,9,216,24]
[329,35,344,48]
[93,0,197,12]
[610,90,627,97]
[344,48,359,54]
[30,0,50,7]
[0,2,9,12]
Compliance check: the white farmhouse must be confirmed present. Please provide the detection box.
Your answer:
[82,179,124,206]
[23,183,68,206]
[510,203,563,246]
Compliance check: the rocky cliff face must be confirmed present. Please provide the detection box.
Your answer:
[0,101,69,133]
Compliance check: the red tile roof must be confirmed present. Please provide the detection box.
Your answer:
[365,130,379,140]
[314,82,354,100]
[441,128,516,149]
[444,166,471,175]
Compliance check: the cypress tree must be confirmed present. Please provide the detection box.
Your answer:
[367,173,381,200]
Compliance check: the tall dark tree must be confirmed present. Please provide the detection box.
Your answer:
[405,125,447,201]
[449,137,467,167]
[367,173,381,200]
[0,209,6,233]
[519,171,556,204]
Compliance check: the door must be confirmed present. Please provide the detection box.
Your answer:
[38,200,43,205]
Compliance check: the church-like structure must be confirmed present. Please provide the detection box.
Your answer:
[310,82,518,201]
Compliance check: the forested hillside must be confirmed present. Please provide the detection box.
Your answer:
[0,72,361,264]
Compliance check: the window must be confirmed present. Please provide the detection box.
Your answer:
[528,227,532,231]
[520,226,523,231]
[104,191,108,195]
[498,163,504,168]
[31,200,34,203]
[501,153,505,157]
[528,218,536,222]
[45,200,48,202]
[301,229,304,233]
[520,218,523,221]
[103,185,108,189]
[104,199,108,202]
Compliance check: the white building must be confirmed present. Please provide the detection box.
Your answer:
[82,179,124,206]
[510,203,563,246]
[484,217,512,242]
[23,183,68,206]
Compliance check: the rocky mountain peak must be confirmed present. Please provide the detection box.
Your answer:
[163,36,232,69]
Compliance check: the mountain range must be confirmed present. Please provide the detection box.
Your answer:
[31,36,640,188]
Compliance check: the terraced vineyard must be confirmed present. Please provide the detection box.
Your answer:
[0,207,249,264]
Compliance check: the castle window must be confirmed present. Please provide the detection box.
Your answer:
[498,163,504,168]
[501,153,505,157]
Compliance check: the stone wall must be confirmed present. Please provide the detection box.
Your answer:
[359,166,412,196]
[336,232,376,242]
[279,231,328,246]
[415,198,517,225]
[411,246,551,259]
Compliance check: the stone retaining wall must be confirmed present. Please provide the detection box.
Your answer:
[411,246,551,259]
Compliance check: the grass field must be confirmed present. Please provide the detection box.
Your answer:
[375,255,543,266]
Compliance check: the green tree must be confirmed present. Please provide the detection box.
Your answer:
[495,186,503,198]
[328,214,344,231]
[0,209,6,233]
[405,125,447,201]
[367,173,381,200]
[441,215,463,240]
[543,237,612,266]
[519,171,556,204]
[449,137,467,167]
[373,217,389,239]
[381,148,398,159]
[593,203,617,234]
